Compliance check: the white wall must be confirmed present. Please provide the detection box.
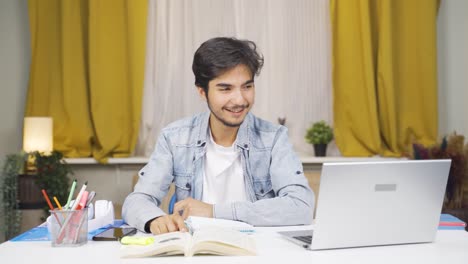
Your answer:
[0,0,30,162]
[437,0,468,137]
[0,0,30,242]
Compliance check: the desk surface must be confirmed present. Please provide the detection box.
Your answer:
[1,226,468,264]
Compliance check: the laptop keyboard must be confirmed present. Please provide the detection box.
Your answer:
[278,230,314,248]
[293,235,312,244]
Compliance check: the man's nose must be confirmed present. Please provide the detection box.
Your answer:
[230,88,246,104]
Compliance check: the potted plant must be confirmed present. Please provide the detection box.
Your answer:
[410,133,468,216]
[32,151,72,220]
[0,153,26,240]
[1,150,72,237]
[305,120,333,157]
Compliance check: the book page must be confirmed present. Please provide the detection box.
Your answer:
[120,231,191,258]
[186,216,255,233]
[189,227,256,256]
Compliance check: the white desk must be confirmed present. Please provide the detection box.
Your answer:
[1,226,468,264]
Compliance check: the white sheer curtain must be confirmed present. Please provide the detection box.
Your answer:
[136,0,335,156]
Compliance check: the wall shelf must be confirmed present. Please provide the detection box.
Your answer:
[65,155,403,168]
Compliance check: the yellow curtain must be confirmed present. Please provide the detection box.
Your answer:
[330,0,439,157]
[26,0,147,162]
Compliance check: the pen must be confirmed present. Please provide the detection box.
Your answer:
[70,181,88,210]
[73,190,90,242]
[85,191,96,207]
[65,179,77,209]
[42,189,62,227]
[76,191,89,210]
[42,189,55,210]
[53,196,63,210]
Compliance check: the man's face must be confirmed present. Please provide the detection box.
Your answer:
[198,64,255,128]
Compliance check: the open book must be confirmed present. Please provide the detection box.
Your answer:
[185,216,255,233]
[120,227,256,258]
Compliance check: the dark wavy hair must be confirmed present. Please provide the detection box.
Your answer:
[192,37,264,93]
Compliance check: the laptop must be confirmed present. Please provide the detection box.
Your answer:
[279,159,451,250]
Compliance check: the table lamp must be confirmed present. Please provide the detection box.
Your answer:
[23,117,53,173]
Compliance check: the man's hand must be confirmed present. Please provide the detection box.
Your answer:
[173,197,214,219]
[149,213,187,235]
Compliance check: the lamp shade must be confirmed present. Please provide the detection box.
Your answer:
[23,117,53,153]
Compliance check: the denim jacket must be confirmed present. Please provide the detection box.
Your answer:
[123,112,315,232]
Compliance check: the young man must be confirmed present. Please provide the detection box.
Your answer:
[123,37,314,234]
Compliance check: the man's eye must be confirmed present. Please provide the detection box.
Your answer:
[244,85,253,89]
[220,87,230,91]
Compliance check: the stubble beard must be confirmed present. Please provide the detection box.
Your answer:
[206,98,249,128]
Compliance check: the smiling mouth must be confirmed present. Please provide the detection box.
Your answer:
[225,108,245,113]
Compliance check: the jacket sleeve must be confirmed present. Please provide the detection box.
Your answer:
[122,133,174,232]
[213,126,315,226]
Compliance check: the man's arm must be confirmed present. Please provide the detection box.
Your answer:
[214,126,315,226]
[122,133,174,232]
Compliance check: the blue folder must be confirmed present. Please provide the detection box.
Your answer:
[438,214,466,230]
[10,219,124,242]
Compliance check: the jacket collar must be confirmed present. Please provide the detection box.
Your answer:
[196,111,251,150]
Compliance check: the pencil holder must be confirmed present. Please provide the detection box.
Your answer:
[48,208,88,247]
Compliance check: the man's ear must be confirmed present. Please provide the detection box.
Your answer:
[197,86,207,101]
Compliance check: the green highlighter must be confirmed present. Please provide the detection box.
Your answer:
[120,236,155,246]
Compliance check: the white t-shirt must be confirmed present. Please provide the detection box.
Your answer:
[202,131,247,204]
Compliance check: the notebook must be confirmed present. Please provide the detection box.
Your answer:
[279,159,451,250]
